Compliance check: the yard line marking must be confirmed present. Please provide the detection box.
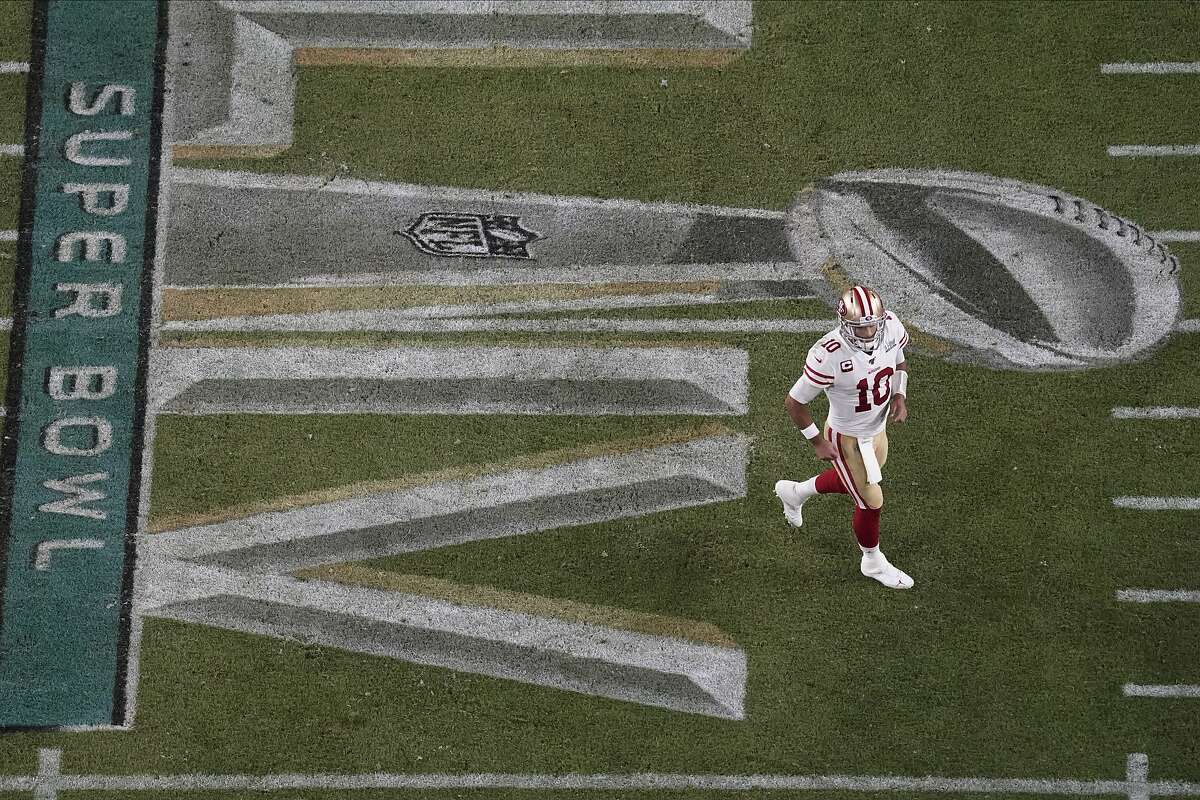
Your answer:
[1112,406,1200,419]
[34,746,61,800]
[0,143,23,157]
[1102,61,1200,74]
[1152,230,1200,242]
[1124,684,1200,698]
[1117,589,1200,603]
[1127,754,1150,800]
[1108,144,1200,157]
[0,61,29,73]
[0,230,16,241]
[1112,496,1200,511]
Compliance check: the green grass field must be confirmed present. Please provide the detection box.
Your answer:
[1,0,1199,796]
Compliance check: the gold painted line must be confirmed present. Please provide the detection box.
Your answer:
[172,144,288,160]
[294,47,743,69]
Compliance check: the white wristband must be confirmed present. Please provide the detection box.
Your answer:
[800,423,820,440]
[894,370,908,397]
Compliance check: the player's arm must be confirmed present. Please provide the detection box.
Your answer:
[890,360,909,423]
[785,369,839,461]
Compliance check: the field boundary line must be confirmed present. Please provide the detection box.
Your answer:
[0,143,23,156]
[0,61,29,73]
[5,748,1196,798]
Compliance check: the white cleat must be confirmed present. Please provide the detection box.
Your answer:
[860,552,914,589]
[773,479,806,528]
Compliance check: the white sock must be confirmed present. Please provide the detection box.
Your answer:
[859,544,880,558]
[796,477,820,501]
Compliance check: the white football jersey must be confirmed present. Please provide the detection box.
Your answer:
[788,312,910,437]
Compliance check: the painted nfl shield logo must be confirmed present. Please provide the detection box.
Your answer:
[403,212,541,259]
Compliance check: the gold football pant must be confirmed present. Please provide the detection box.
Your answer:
[824,424,889,510]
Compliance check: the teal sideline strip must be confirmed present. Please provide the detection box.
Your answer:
[0,0,164,728]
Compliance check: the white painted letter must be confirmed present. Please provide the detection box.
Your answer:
[43,417,114,457]
[54,283,123,318]
[48,366,118,401]
[64,130,133,167]
[39,472,110,520]
[33,539,105,571]
[56,232,126,263]
[61,182,130,216]
[68,82,135,116]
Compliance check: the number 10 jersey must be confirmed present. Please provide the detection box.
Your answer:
[788,312,910,438]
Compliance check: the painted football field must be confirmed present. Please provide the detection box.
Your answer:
[1,0,1200,797]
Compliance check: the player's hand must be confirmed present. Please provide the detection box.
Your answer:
[811,437,838,461]
[890,396,909,423]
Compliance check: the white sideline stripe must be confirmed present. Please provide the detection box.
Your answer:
[0,747,1186,796]
[1112,406,1200,419]
[1124,684,1200,698]
[0,61,29,73]
[1152,230,1200,242]
[1102,61,1200,74]
[1117,589,1200,603]
[0,230,16,242]
[1112,496,1200,511]
[0,144,23,157]
[1108,144,1200,157]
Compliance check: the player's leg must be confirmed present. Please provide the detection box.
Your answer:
[774,424,849,527]
[832,429,912,589]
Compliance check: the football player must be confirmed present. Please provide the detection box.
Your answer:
[775,284,914,589]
